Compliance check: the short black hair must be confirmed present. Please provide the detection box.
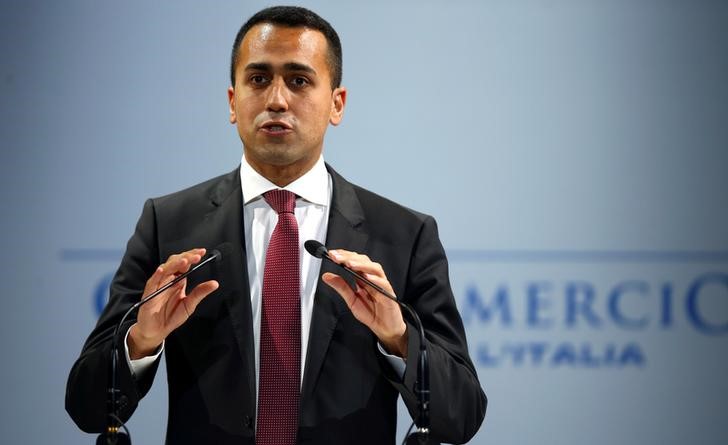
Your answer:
[230,6,343,89]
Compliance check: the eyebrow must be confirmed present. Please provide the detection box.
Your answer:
[244,62,317,75]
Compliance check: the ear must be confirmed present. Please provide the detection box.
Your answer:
[329,87,347,126]
[227,86,237,124]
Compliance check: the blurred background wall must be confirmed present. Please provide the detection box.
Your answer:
[1,0,726,443]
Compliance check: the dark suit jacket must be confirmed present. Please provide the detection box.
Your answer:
[66,165,486,444]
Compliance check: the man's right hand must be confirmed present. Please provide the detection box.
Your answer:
[128,248,219,360]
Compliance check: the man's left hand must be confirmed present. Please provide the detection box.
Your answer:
[321,249,408,358]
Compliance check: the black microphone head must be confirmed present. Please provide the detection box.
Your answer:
[210,242,233,262]
[304,240,328,259]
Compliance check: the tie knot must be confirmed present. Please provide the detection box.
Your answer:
[263,189,297,214]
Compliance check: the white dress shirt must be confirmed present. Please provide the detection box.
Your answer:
[240,154,331,388]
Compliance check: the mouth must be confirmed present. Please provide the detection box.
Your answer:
[259,121,293,136]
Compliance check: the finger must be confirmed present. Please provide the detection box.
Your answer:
[161,277,189,316]
[166,248,207,263]
[143,266,182,300]
[183,248,207,265]
[322,272,356,305]
[164,248,206,267]
[160,279,219,332]
[355,273,397,300]
[354,285,377,311]
[346,260,385,278]
[330,250,371,263]
[326,249,362,266]
[146,265,168,293]
[329,250,385,277]
[162,253,198,275]
[168,248,212,283]
[183,280,220,314]
[323,273,376,319]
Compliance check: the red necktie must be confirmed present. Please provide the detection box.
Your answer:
[257,190,300,445]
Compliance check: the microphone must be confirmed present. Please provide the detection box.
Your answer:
[99,243,228,445]
[304,240,431,443]
[304,240,398,302]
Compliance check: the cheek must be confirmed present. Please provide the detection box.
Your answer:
[301,98,335,127]
[234,100,257,126]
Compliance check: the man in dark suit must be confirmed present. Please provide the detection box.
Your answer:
[66,6,486,444]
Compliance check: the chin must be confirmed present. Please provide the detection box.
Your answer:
[255,148,305,168]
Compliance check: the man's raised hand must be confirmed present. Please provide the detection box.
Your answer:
[128,248,219,359]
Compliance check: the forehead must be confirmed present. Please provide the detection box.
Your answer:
[238,24,330,70]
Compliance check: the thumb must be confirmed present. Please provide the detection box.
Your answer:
[322,272,357,308]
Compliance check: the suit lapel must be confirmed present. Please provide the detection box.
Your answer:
[204,168,257,412]
[301,165,368,401]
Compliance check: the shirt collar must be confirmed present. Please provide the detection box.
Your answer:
[240,154,329,206]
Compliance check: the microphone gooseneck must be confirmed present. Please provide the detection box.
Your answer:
[304,240,431,443]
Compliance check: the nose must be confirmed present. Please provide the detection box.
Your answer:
[265,78,289,113]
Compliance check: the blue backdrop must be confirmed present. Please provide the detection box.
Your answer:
[1,1,727,443]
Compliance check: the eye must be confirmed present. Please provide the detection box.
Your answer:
[249,75,269,86]
[289,76,309,89]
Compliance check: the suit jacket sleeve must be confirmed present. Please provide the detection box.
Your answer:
[378,215,487,444]
[65,199,162,433]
